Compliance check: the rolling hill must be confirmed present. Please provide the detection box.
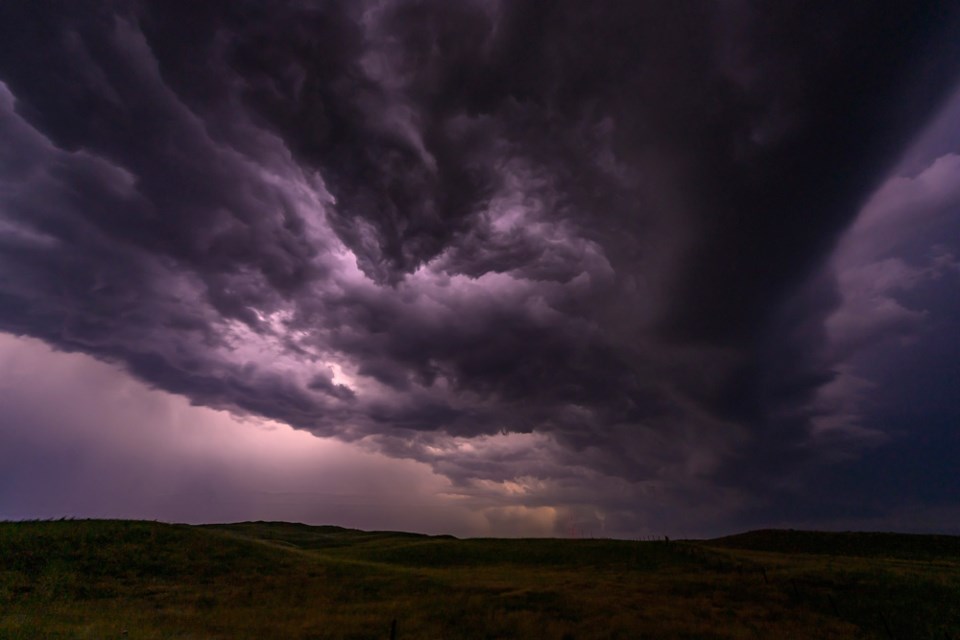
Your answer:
[1,520,958,638]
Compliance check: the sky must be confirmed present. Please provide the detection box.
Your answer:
[1,1,959,538]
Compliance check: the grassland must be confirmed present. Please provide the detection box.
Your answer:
[1,520,958,639]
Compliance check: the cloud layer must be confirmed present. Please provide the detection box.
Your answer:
[1,1,959,532]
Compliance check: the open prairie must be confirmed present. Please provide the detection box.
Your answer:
[1,520,958,639]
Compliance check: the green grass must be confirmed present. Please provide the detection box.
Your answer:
[710,528,960,560]
[1,520,958,639]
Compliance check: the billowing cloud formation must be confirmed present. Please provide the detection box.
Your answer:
[1,1,959,531]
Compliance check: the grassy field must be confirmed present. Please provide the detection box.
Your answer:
[1,520,958,639]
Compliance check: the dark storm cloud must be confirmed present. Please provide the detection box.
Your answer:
[1,0,959,515]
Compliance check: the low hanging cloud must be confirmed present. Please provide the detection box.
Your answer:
[1,0,959,530]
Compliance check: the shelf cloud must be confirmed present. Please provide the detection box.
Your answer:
[1,1,959,534]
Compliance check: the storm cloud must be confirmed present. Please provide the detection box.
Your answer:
[1,0,959,533]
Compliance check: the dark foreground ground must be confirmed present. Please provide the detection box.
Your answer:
[1,520,958,639]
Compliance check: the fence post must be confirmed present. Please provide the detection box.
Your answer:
[828,594,839,617]
[878,611,894,640]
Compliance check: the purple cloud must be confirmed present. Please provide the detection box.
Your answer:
[1,0,959,533]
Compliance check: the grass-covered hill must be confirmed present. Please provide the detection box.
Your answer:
[1,520,958,639]
[709,528,960,560]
